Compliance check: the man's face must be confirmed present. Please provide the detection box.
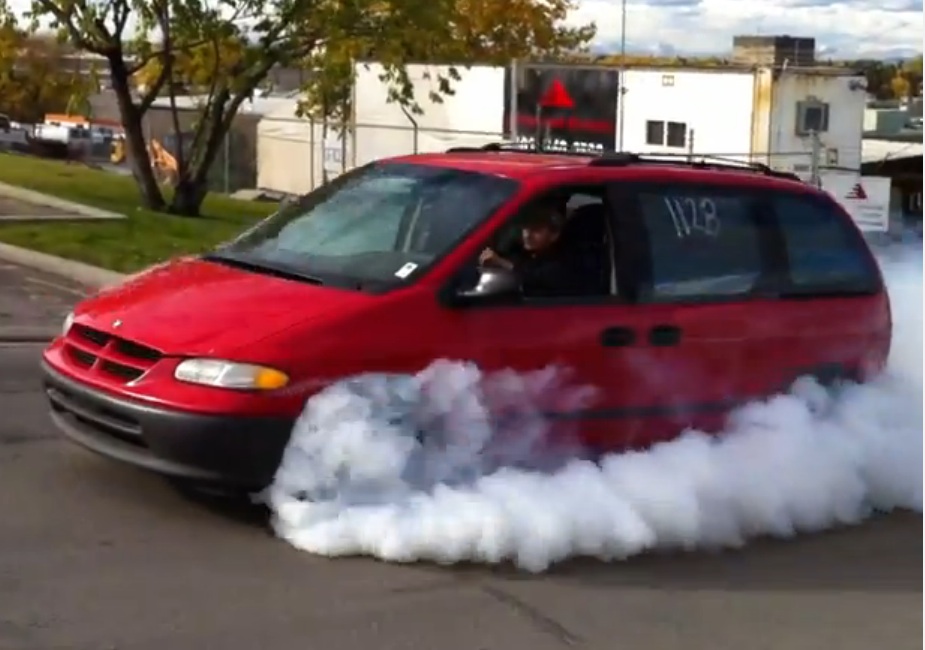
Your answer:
[521,222,559,253]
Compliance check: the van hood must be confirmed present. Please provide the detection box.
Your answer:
[71,257,371,357]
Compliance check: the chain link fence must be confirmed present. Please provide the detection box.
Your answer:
[255,114,857,197]
[256,114,505,196]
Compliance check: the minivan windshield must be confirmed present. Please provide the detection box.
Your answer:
[210,162,519,289]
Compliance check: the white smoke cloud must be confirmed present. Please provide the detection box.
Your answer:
[267,242,923,573]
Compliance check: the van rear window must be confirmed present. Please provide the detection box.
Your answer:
[771,193,881,295]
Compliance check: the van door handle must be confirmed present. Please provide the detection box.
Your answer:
[600,326,636,347]
[649,324,682,346]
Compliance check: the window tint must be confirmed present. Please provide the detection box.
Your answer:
[773,193,879,294]
[638,190,764,300]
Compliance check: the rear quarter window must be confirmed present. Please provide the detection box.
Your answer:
[772,193,881,295]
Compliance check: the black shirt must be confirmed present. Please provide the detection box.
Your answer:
[509,244,585,297]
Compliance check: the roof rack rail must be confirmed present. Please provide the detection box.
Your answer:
[445,142,593,157]
[588,152,802,181]
[444,143,803,181]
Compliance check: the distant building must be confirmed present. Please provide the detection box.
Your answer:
[863,96,923,136]
[731,35,817,68]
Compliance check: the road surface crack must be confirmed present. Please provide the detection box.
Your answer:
[482,585,583,647]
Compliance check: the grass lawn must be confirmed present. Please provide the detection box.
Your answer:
[0,153,277,273]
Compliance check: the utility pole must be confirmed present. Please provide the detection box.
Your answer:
[508,58,519,143]
[809,129,821,188]
[616,0,627,152]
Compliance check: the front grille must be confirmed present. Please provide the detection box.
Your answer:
[73,324,110,347]
[63,324,164,384]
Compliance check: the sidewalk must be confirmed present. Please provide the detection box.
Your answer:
[0,260,89,341]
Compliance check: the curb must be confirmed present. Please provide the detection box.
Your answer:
[0,241,126,289]
[0,180,124,220]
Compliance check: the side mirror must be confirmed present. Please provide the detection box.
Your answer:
[449,266,521,306]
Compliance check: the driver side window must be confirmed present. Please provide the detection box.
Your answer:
[481,183,617,300]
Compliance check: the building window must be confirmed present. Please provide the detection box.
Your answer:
[644,120,687,148]
[645,120,664,146]
[666,122,687,148]
[795,99,830,134]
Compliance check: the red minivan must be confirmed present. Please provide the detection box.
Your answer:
[42,148,892,490]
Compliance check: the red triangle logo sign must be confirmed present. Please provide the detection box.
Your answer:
[845,183,868,200]
[539,78,575,110]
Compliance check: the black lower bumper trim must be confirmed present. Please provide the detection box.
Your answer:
[42,361,294,489]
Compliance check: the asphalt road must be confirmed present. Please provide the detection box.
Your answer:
[0,265,921,650]
[0,261,89,340]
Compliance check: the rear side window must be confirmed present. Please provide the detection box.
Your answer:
[773,193,880,295]
[635,189,764,300]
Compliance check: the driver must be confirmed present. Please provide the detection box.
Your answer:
[478,204,583,297]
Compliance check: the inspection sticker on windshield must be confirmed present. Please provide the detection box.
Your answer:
[394,262,418,279]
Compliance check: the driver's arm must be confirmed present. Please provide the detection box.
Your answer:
[479,247,515,270]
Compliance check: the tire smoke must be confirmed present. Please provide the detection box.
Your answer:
[268,242,923,572]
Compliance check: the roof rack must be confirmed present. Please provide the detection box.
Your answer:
[589,152,803,181]
[445,142,595,158]
[444,142,803,181]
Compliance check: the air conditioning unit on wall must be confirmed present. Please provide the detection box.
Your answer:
[795,96,830,135]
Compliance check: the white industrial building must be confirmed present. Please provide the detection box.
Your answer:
[257,61,868,196]
[616,66,866,173]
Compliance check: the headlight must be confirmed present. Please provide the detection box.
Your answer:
[62,312,75,336]
[174,359,289,390]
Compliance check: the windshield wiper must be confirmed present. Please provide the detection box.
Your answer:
[202,253,325,285]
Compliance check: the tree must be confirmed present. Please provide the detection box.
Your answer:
[132,37,247,96]
[890,73,911,100]
[19,0,593,217]
[901,55,922,97]
[296,0,594,123]
[0,26,96,123]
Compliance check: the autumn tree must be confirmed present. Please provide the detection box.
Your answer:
[0,26,95,123]
[890,73,911,100]
[132,37,247,97]
[850,56,923,100]
[19,0,593,217]
[296,0,594,123]
[901,55,922,98]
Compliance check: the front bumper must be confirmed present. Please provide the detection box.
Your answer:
[42,361,294,489]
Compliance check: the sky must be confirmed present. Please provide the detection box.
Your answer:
[10,0,923,60]
[571,0,924,59]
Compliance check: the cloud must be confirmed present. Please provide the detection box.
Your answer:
[7,0,921,61]
[628,0,702,7]
[572,0,923,58]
